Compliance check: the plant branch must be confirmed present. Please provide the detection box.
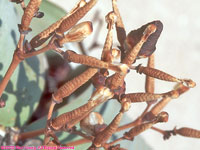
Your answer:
[21,43,55,59]
[18,128,45,141]
[0,51,23,99]
[64,138,91,146]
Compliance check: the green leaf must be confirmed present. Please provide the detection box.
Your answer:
[0,0,47,127]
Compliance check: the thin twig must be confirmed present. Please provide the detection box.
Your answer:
[18,128,45,141]
[64,138,91,146]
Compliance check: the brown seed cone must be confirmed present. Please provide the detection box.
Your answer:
[123,121,155,140]
[52,68,98,103]
[30,17,65,48]
[50,100,95,131]
[136,64,180,82]
[175,127,200,138]
[149,97,172,116]
[145,54,156,105]
[64,50,109,69]
[21,0,42,31]
[30,0,88,48]
[124,112,168,140]
[56,0,98,35]
[93,112,123,147]
[63,50,128,74]
[145,54,155,93]
[122,93,162,103]
[51,87,113,131]
[68,87,113,129]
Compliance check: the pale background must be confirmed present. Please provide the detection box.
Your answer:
[49,0,200,150]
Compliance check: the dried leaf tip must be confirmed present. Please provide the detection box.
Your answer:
[105,11,117,29]
[181,79,196,88]
[57,21,93,47]
[111,48,121,60]
[90,86,113,101]
[156,111,169,123]
[80,112,105,135]
[121,100,131,112]
[73,0,87,11]
[143,24,157,40]
[109,63,130,75]
[174,83,190,95]
[100,86,114,100]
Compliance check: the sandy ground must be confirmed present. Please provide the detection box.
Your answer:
[50,0,200,149]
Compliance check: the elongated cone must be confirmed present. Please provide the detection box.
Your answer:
[51,87,113,131]
[124,112,168,140]
[56,0,98,35]
[145,54,156,105]
[144,83,189,121]
[148,97,172,117]
[50,100,95,131]
[30,17,65,48]
[21,0,42,32]
[52,68,98,103]
[136,64,180,82]
[174,127,200,138]
[145,54,155,94]
[30,0,87,48]
[63,50,129,75]
[93,101,130,148]
[121,92,162,103]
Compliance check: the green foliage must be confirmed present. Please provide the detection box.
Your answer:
[0,0,47,127]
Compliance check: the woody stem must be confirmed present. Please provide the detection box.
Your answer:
[18,128,45,141]
[0,51,22,99]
